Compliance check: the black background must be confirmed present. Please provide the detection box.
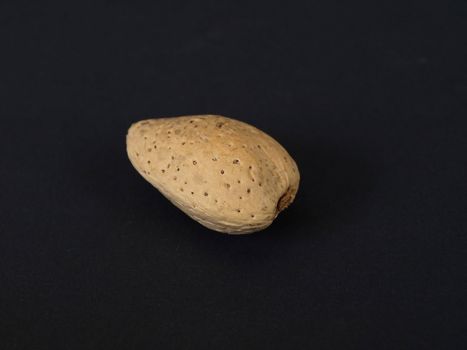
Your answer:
[1,1,467,349]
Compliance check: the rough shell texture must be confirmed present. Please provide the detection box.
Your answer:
[126,115,300,234]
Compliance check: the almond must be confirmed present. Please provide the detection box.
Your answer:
[126,115,300,234]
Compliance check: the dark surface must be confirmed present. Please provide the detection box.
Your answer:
[1,1,466,349]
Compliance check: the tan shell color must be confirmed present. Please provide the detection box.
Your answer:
[126,115,300,234]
